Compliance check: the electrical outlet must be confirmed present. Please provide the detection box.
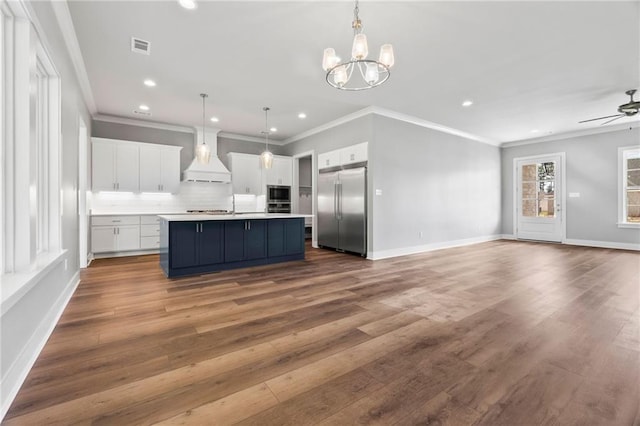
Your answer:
[418,231,423,238]
[64,259,68,270]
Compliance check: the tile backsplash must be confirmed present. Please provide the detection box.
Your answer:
[91,182,233,213]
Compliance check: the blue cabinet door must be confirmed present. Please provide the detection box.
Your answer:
[245,220,267,260]
[199,221,224,265]
[267,220,286,257]
[224,220,245,262]
[284,218,304,255]
[170,221,199,269]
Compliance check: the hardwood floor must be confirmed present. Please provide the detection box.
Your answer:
[4,240,640,425]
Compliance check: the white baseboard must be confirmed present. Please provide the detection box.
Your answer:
[501,234,516,240]
[563,238,640,251]
[367,234,503,260]
[1,271,80,421]
[92,248,159,259]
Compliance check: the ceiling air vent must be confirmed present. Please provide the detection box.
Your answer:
[133,110,152,116]
[131,37,151,55]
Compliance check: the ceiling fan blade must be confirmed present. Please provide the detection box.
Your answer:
[578,114,623,123]
[600,114,625,125]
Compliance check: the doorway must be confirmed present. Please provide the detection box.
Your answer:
[292,151,316,246]
[514,153,566,242]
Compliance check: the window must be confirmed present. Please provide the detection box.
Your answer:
[1,1,61,275]
[521,161,556,218]
[619,146,640,227]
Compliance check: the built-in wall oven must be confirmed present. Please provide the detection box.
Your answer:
[267,185,291,213]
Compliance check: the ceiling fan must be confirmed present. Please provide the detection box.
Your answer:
[579,89,640,125]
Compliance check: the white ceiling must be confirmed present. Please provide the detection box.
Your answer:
[66,0,640,144]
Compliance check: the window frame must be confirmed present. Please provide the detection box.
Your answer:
[618,145,640,228]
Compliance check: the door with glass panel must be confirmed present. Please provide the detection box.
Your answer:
[516,154,563,242]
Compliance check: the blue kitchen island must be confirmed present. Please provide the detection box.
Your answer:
[159,213,311,278]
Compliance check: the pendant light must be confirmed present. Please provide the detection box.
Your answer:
[322,0,394,91]
[195,93,211,164]
[260,107,273,169]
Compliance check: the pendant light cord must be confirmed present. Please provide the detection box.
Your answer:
[200,93,208,146]
[263,106,270,151]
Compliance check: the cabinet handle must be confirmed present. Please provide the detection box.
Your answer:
[113,183,116,190]
[113,228,116,235]
[248,221,251,231]
[196,223,199,233]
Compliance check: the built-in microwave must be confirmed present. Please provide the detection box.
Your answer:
[267,185,291,203]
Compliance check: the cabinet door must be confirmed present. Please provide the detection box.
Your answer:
[160,148,181,193]
[116,225,141,251]
[91,226,117,252]
[340,142,368,166]
[139,146,162,192]
[92,142,115,191]
[199,221,224,265]
[229,154,262,194]
[245,220,267,260]
[318,150,341,170]
[267,220,286,257]
[266,157,292,186]
[284,218,304,255]
[115,144,140,192]
[224,220,246,262]
[170,222,199,269]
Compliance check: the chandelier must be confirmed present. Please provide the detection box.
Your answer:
[322,0,395,91]
[260,107,274,169]
[195,93,211,164]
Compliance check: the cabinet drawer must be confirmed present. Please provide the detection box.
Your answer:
[140,236,160,249]
[140,215,160,225]
[92,215,140,226]
[141,224,160,237]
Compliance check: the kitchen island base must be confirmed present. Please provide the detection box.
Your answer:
[159,216,306,278]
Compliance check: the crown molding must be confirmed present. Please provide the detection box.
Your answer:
[283,106,497,146]
[93,114,195,133]
[50,0,97,114]
[370,106,498,146]
[218,132,285,145]
[283,107,376,145]
[501,119,640,148]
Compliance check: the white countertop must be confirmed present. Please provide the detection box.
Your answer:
[91,212,183,216]
[158,213,313,221]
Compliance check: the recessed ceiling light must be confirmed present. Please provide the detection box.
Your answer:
[531,129,539,133]
[462,100,473,107]
[138,104,150,111]
[143,79,156,87]
[210,117,219,123]
[270,127,277,132]
[178,0,197,10]
[298,112,307,119]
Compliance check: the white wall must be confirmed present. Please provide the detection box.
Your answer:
[501,127,640,248]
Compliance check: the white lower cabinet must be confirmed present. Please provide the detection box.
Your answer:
[91,215,141,254]
[139,215,161,249]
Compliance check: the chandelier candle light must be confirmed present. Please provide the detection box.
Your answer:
[322,0,394,91]
[196,93,211,164]
[260,107,274,169]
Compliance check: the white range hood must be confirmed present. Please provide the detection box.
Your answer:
[182,128,231,183]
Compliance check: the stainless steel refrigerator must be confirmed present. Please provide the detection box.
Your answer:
[318,166,366,256]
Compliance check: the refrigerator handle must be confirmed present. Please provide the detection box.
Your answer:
[334,181,338,218]
[338,182,343,219]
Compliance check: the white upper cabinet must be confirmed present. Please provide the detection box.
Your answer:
[92,139,140,192]
[318,150,341,170]
[139,145,182,193]
[340,142,368,166]
[92,138,181,194]
[319,142,368,170]
[228,153,263,195]
[265,156,292,186]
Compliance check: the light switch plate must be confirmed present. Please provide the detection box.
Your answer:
[375,189,382,196]
[569,192,580,198]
